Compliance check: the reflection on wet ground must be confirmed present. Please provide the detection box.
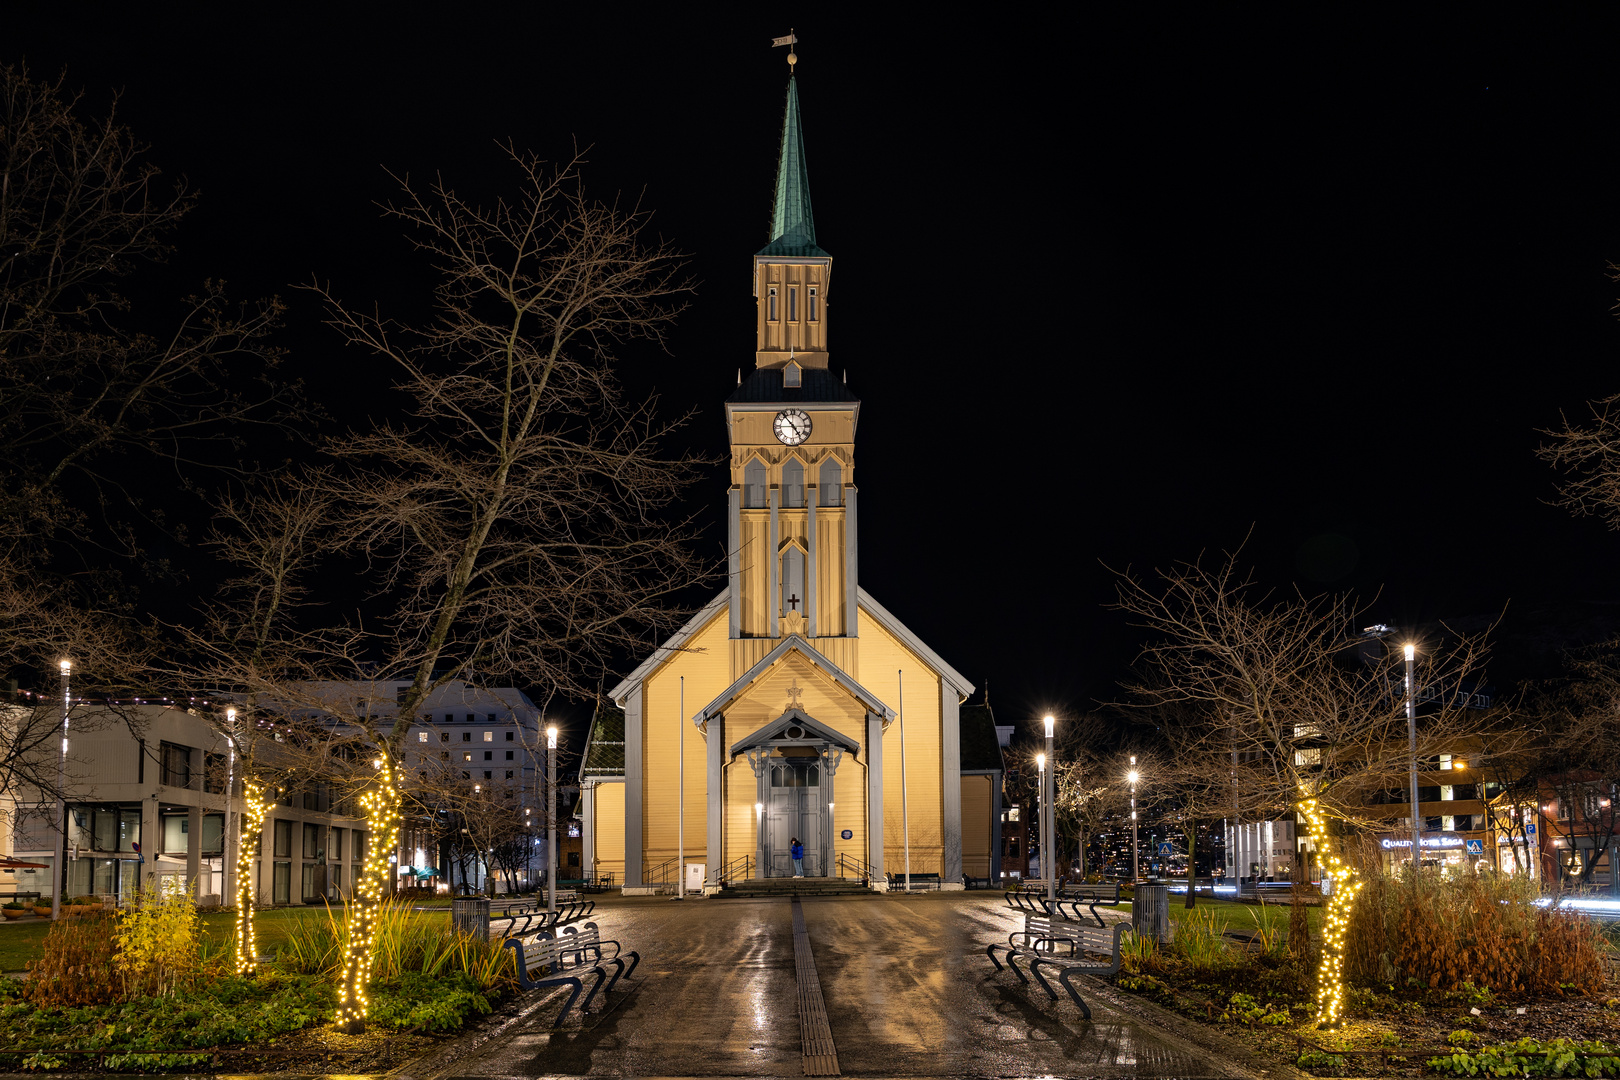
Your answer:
[442,892,1245,1078]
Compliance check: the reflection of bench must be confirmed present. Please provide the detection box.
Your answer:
[503,935,606,1026]
[986,915,1124,1019]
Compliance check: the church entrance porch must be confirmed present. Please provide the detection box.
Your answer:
[767,758,823,876]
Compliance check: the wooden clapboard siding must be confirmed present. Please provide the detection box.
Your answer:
[861,608,945,874]
[642,610,731,870]
[594,781,625,882]
[962,774,992,877]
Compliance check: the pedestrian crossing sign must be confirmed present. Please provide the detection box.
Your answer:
[1157,842,1173,856]
[1465,839,1484,855]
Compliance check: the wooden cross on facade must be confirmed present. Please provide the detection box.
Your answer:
[786,683,804,710]
[786,593,801,611]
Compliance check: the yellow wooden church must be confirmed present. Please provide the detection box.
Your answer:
[577,72,999,891]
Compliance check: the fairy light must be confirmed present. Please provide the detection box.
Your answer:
[336,752,401,1032]
[1300,797,1363,1026]
[235,780,270,975]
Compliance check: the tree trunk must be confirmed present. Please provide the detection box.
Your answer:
[1185,822,1198,909]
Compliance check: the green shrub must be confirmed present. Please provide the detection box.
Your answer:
[276,900,512,991]
[1427,1037,1620,1077]
[113,885,203,998]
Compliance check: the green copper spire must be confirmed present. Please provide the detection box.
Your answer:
[759,77,829,258]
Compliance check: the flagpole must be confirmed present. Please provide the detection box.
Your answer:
[677,676,685,900]
[899,669,910,892]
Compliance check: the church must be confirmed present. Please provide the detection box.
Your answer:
[576,70,1001,892]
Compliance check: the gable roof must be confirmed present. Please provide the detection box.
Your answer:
[728,707,860,757]
[727,366,858,404]
[857,588,976,699]
[959,701,1005,773]
[580,700,625,779]
[691,634,893,730]
[608,588,729,705]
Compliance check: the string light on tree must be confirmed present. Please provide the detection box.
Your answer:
[235,780,270,975]
[336,753,402,1033]
[1300,798,1363,1027]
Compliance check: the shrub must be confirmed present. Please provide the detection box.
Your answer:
[26,912,118,1007]
[113,885,203,998]
[1,901,23,910]
[1345,870,1602,997]
[277,899,513,991]
[1427,1037,1620,1077]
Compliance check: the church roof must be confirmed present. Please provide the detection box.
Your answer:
[727,366,858,404]
[758,77,829,259]
[692,633,895,729]
[959,701,1006,773]
[580,700,626,778]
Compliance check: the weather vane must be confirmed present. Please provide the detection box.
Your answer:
[772,29,798,72]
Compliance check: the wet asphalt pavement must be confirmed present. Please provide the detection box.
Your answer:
[437,892,1251,1079]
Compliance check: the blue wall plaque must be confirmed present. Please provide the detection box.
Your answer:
[841,829,853,839]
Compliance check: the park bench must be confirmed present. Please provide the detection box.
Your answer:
[503,934,607,1026]
[1056,882,1121,927]
[887,872,941,890]
[554,921,641,990]
[962,874,993,890]
[986,915,1125,1020]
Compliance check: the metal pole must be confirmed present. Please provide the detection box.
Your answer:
[1036,756,1046,892]
[1045,715,1056,904]
[546,725,558,914]
[899,670,910,891]
[53,661,70,920]
[677,677,685,899]
[224,708,236,910]
[1406,644,1420,875]
[1130,755,1139,883]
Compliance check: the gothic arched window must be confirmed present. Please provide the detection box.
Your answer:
[781,546,805,618]
[782,458,804,508]
[819,458,842,506]
[743,459,766,508]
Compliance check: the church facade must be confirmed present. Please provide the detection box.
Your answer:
[577,74,981,891]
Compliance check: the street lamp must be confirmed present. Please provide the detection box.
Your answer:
[1036,752,1047,896]
[1043,714,1056,906]
[546,725,558,915]
[53,660,70,921]
[225,707,237,911]
[1405,643,1419,874]
[1128,757,1140,883]
[755,802,764,878]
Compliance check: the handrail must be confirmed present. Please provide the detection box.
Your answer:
[836,852,874,883]
[642,857,679,892]
[717,854,751,886]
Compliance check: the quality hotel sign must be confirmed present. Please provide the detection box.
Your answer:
[1380,836,1465,850]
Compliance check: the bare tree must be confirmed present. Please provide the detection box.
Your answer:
[191,149,711,1031]
[1111,549,1507,1021]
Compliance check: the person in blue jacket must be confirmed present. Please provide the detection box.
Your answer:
[790,837,805,877]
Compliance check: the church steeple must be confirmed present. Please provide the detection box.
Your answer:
[760,77,828,259]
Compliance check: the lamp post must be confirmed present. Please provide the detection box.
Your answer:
[225,707,237,910]
[898,669,910,892]
[1036,752,1046,893]
[755,802,764,877]
[1043,714,1056,905]
[53,660,70,921]
[1405,643,1420,874]
[546,725,558,915]
[1128,757,1140,883]
[827,801,834,876]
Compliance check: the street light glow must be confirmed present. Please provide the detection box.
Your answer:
[1128,770,1139,784]
[546,725,559,749]
[1403,643,1415,661]
[1043,714,1054,738]
[1036,752,1046,771]
[59,660,71,672]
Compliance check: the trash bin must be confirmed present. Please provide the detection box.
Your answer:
[1132,879,1170,945]
[452,896,490,940]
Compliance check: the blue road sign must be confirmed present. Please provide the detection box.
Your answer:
[1465,839,1484,855]
[1527,823,1536,835]
[1157,842,1174,856]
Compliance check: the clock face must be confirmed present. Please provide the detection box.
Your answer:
[773,408,812,446]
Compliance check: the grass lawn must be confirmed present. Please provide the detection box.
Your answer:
[0,905,450,972]
[1113,895,1324,938]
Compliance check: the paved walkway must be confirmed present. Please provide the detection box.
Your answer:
[430,892,1254,1079]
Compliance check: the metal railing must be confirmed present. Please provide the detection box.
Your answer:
[836,852,874,884]
[642,856,679,894]
[717,854,751,886]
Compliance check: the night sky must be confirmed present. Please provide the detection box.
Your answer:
[9,14,1620,736]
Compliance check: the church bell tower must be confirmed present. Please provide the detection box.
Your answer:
[725,74,859,645]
